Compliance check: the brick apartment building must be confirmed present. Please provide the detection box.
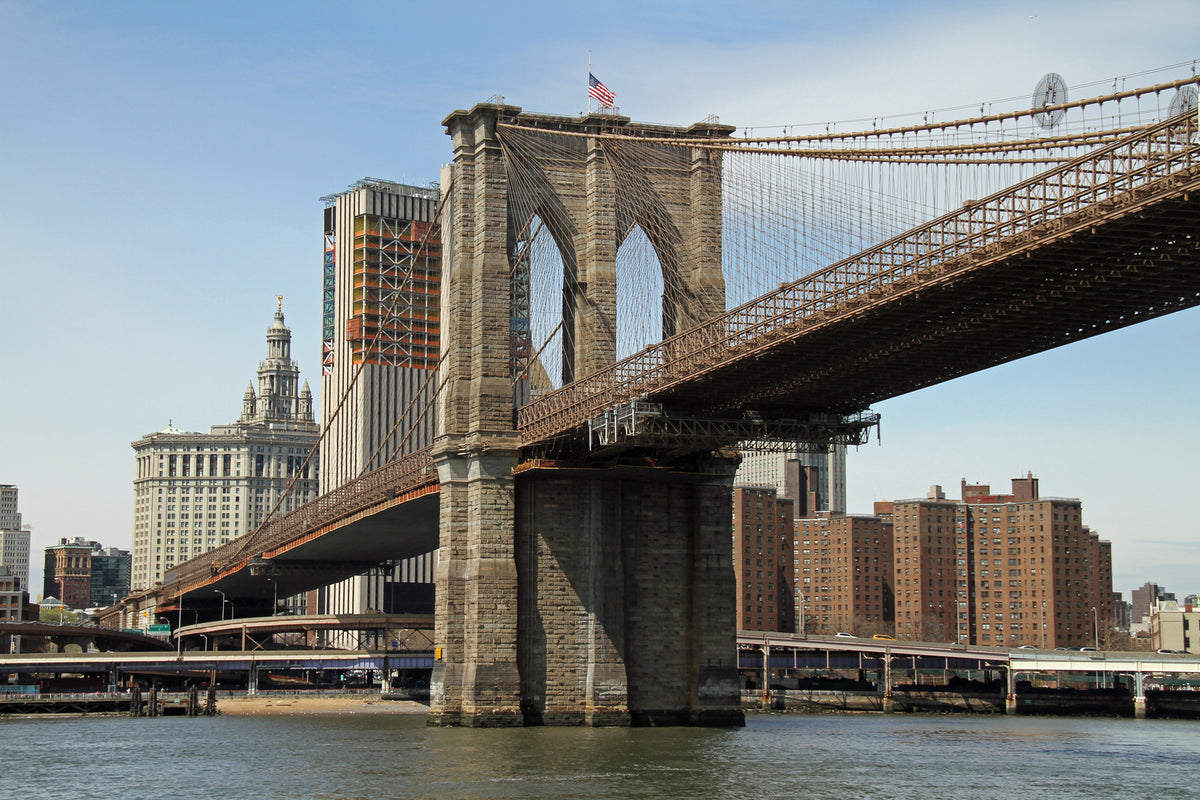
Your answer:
[794,513,893,635]
[732,486,794,632]
[891,476,1112,647]
[733,472,1112,648]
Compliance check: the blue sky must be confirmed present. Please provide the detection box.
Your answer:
[1,0,1197,598]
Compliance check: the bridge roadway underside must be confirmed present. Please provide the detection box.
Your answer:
[657,191,1200,419]
[181,493,439,606]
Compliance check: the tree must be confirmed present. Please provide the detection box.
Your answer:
[1100,628,1149,652]
[39,606,81,625]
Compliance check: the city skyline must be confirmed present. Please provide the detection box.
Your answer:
[2,1,1197,596]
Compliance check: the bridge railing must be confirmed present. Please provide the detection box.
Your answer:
[518,110,1200,443]
[165,448,436,592]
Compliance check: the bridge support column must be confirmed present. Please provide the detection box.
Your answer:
[514,461,743,727]
[882,653,895,713]
[1133,671,1147,719]
[1005,666,1018,715]
[428,440,524,727]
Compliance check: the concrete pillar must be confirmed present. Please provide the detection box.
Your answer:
[1005,666,1018,715]
[882,653,895,713]
[1133,671,1147,719]
[247,662,258,695]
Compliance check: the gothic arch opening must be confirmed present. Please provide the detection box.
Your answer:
[615,223,666,361]
[510,213,574,407]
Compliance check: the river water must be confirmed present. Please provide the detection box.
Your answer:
[3,711,1198,800]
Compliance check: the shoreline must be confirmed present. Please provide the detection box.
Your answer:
[217,694,429,716]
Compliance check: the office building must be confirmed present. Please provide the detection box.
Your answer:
[1113,592,1131,632]
[43,539,93,609]
[735,446,846,514]
[90,545,132,607]
[0,485,30,592]
[0,531,30,597]
[131,303,319,590]
[42,538,131,609]
[317,179,441,621]
[0,485,20,529]
[1131,581,1170,626]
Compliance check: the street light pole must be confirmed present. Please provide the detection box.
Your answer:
[1041,601,1046,649]
[176,590,184,657]
[797,590,805,637]
[1091,606,1099,650]
[957,598,965,645]
[216,589,227,621]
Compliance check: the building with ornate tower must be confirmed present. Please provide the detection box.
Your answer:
[130,300,320,592]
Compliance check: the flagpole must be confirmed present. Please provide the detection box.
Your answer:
[588,51,593,114]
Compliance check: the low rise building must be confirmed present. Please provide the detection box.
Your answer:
[1,566,29,622]
[1149,599,1199,653]
[43,539,132,609]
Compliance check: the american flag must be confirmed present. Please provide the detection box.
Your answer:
[589,73,615,107]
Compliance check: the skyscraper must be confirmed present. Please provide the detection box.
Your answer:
[318,179,441,619]
[0,485,20,530]
[131,302,319,590]
[0,485,29,593]
[735,445,847,514]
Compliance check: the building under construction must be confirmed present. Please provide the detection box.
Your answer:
[317,179,442,625]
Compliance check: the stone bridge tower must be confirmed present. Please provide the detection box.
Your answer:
[431,103,742,727]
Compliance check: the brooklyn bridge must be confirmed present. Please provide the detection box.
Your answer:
[145,74,1198,726]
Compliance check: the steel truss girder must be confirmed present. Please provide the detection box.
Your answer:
[528,400,880,459]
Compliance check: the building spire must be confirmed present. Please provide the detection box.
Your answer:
[258,299,300,422]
